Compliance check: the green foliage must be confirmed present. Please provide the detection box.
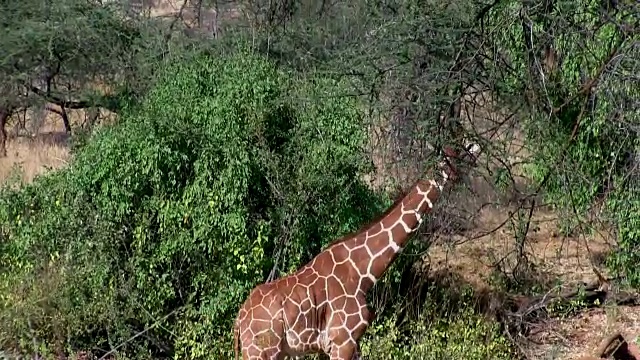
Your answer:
[0,49,385,359]
[605,185,640,287]
[0,0,201,123]
[485,0,640,279]
[361,284,513,360]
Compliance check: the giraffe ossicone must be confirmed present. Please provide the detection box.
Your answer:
[233,142,481,360]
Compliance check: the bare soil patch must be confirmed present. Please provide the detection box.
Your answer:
[424,207,638,359]
[426,207,615,290]
[527,305,640,359]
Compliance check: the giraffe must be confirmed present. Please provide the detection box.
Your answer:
[233,142,482,360]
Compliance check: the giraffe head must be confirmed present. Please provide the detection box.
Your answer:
[439,142,481,184]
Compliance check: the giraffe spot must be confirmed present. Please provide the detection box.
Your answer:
[326,275,344,296]
[369,247,396,276]
[342,296,361,314]
[331,244,349,263]
[311,253,333,277]
[366,233,388,254]
[299,298,312,311]
[426,189,439,206]
[349,246,370,274]
[379,209,402,228]
[306,276,324,291]
[401,212,419,229]
[290,284,310,301]
[295,267,317,283]
[364,221,384,236]
[254,330,277,349]
[328,327,351,346]
[332,261,356,282]
[357,276,375,292]
[331,294,349,311]
[313,283,328,305]
[286,329,301,345]
[332,310,348,324]
[291,313,305,328]
[252,318,272,329]
[298,328,315,344]
[346,312,364,329]
[255,304,273,319]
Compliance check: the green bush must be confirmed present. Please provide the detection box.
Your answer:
[484,0,640,284]
[361,283,513,360]
[0,49,386,359]
[605,188,640,287]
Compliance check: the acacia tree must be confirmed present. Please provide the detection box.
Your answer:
[244,0,639,280]
[0,0,178,155]
[480,0,640,284]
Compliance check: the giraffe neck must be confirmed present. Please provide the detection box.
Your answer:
[358,175,448,292]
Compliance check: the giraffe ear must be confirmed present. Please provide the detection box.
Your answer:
[463,143,481,166]
[466,143,481,156]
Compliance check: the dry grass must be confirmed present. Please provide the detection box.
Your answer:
[0,109,92,185]
[426,209,614,287]
[0,131,69,185]
[531,305,640,359]
[0,136,69,184]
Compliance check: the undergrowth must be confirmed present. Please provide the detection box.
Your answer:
[361,276,514,360]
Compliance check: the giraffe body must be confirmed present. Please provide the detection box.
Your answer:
[234,144,481,360]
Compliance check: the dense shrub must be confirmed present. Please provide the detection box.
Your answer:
[0,50,386,359]
[361,281,513,360]
[484,0,639,284]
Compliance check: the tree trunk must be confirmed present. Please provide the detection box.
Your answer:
[0,107,11,157]
[60,106,72,135]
